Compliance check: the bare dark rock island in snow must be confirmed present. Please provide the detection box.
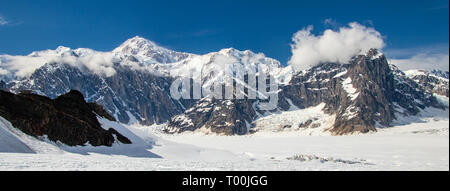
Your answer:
[0,89,131,146]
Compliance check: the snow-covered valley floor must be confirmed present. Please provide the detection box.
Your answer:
[0,109,448,171]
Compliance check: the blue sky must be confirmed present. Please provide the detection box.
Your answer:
[0,0,448,66]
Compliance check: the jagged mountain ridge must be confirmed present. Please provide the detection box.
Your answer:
[166,49,447,135]
[0,37,448,135]
[112,36,193,64]
[404,69,449,97]
[0,36,282,126]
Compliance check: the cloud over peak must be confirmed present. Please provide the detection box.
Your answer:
[288,22,385,72]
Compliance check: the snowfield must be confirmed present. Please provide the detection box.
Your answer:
[0,106,448,171]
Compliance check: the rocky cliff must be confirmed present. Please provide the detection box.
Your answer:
[0,90,131,146]
[166,49,447,135]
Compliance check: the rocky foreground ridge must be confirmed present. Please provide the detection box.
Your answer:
[0,90,131,146]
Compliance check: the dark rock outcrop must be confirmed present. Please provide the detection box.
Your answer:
[0,90,131,146]
[88,102,117,122]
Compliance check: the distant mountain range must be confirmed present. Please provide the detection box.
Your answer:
[0,36,448,140]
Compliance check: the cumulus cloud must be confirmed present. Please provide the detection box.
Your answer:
[288,22,385,72]
[389,53,449,71]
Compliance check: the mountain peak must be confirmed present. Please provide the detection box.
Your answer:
[113,36,158,54]
[219,47,238,52]
[217,48,261,58]
[55,46,71,53]
[365,48,384,60]
[112,36,190,64]
[127,36,157,46]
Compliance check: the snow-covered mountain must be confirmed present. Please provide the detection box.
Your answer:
[166,49,448,135]
[404,69,449,97]
[0,37,448,136]
[112,36,192,64]
[0,36,285,126]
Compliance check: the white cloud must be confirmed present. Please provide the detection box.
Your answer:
[288,22,385,72]
[389,53,449,71]
[0,55,49,77]
[0,16,8,25]
[76,52,117,77]
[0,48,117,78]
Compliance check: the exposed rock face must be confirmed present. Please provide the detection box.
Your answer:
[404,70,449,97]
[88,102,116,122]
[329,52,394,134]
[166,49,447,135]
[166,98,256,135]
[0,90,131,146]
[290,51,443,135]
[390,67,444,114]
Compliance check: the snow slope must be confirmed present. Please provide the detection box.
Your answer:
[0,115,159,156]
[57,117,160,158]
[0,107,448,171]
[0,116,62,154]
[0,116,34,153]
[0,116,244,162]
[158,115,448,171]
